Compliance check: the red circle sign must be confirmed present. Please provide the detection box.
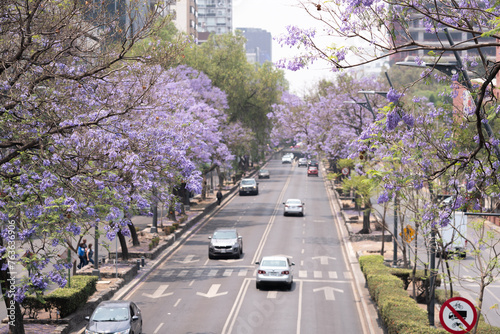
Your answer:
[439,297,478,333]
[341,167,349,176]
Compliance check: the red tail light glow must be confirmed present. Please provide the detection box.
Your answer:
[258,270,266,274]
[282,271,290,275]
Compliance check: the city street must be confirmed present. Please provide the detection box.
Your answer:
[117,157,372,333]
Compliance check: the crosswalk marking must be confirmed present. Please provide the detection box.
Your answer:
[159,268,353,280]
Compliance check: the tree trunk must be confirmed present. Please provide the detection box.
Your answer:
[0,238,25,334]
[167,204,177,222]
[117,231,128,261]
[128,222,140,246]
[359,206,371,234]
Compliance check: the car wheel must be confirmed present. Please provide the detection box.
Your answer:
[283,212,287,216]
[300,212,304,217]
[256,282,261,290]
[288,282,293,290]
[209,253,214,260]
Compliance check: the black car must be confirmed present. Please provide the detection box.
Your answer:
[85,300,142,334]
[308,159,319,168]
[209,228,243,259]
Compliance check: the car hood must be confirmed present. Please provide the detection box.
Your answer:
[211,238,237,246]
[87,320,130,333]
[241,184,256,188]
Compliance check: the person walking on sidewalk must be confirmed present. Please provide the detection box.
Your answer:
[216,189,223,205]
[77,239,87,269]
[87,243,94,265]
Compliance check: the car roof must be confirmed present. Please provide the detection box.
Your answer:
[241,178,255,181]
[97,300,131,308]
[214,228,237,232]
[260,255,289,261]
[285,198,302,202]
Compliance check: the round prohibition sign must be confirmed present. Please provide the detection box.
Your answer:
[341,167,349,176]
[439,297,478,333]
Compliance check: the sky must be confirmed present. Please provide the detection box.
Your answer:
[232,0,336,96]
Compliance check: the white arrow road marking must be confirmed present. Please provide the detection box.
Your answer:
[313,286,344,301]
[267,291,277,299]
[197,284,228,298]
[175,254,199,264]
[142,285,173,299]
[312,256,336,265]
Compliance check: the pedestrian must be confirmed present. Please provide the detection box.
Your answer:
[87,243,94,265]
[216,189,223,205]
[77,239,87,269]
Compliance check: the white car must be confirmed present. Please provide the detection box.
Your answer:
[282,154,293,164]
[283,198,304,216]
[256,256,295,290]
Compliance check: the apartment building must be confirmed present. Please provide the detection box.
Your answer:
[197,0,232,35]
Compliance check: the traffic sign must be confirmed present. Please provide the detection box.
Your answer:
[341,167,349,176]
[400,225,415,243]
[439,297,478,333]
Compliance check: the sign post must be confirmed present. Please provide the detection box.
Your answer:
[439,297,478,333]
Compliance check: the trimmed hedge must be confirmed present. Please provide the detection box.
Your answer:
[22,275,98,319]
[359,255,500,334]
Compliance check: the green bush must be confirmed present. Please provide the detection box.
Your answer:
[46,275,98,318]
[358,255,500,334]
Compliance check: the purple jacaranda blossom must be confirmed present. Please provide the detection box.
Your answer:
[386,88,402,103]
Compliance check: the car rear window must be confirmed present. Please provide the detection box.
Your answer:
[261,260,287,267]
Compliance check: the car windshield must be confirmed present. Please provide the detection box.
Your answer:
[241,180,255,185]
[91,306,129,322]
[261,259,287,267]
[259,170,268,173]
[286,199,301,205]
[213,230,237,239]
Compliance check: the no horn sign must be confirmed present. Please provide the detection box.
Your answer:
[439,297,478,333]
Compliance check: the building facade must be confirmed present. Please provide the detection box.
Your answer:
[197,0,232,35]
[164,0,198,37]
[237,27,272,65]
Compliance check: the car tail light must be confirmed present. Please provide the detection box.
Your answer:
[258,270,266,274]
[281,270,290,275]
[284,205,289,208]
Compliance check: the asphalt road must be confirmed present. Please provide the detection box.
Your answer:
[118,157,369,334]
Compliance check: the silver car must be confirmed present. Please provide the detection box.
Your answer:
[255,256,295,290]
[283,198,305,216]
[258,169,270,179]
[239,178,259,195]
[208,228,243,259]
[85,300,142,334]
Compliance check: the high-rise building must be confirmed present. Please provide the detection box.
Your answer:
[197,0,232,35]
[237,27,272,65]
[165,0,198,38]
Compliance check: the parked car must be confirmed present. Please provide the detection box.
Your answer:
[283,198,304,216]
[255,255,295,290]
[307,166,319,177]
[298,158,308,167]
[85,300,142,334]
[239,178,258,195]
[208,228,243,259]
[308,159,319,167]
[258,169,270,179]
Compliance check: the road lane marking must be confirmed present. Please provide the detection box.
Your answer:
[208,269,218,276]
[177,270,188,277]
[154,323,164,334]
[238,269,248,276]
[194,269,203,277]
[223,269,233,276]
[222,278,252,334]
[267,291,277,299]
[314,271,322,278]
[174,298,181,307]
[297,280,303,334]
[344,272,353,279]
[299,270,307,278]
[329,271,338,279]
[197,284,228,298]
[142,285,173,299]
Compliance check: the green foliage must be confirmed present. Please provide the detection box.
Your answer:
[358,255,500,334]
[22,275,98,319]
[342,174,378,207]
